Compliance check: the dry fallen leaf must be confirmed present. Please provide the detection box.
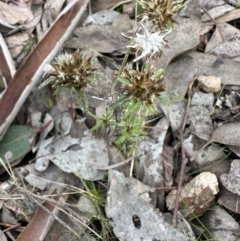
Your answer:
[201,4,235,22]
[84,9,120,25]
[47,0,65,19]
[209,35,240,58]
[36,131,110,180]
[188,105,213,140]
[152,0,201,68]
[215,8,240,22]
[205,122,240,147]
[0,1,33,25]
[0,38,12,84]
[138,117,169,186]
[67,14,133,54]
[191,91,214,107]
[200,206,240,241]
[164,55,196,97]
[4,32,30,58]
[184,135,227,166]
[205,23,240,52]
[191,122,240,161]
[198,0,225,9]
[218,187,240,214]
[159,97,186,131]
[220,159,240,196]
[188,51,240,86]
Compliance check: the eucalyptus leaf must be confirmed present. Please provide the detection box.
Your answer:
[0,125,35,165]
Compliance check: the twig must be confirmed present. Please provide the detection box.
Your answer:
[0,158,101,240]
[0,33,16,78]
[2,224,21,233]
[230,104,240,112]
[172,78,196,227]
[97,154,136,170]
[202,7,224,41]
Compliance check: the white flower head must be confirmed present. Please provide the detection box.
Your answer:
[127,16,172,62]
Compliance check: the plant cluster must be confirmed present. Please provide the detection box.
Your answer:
[40,0,179,155]
[38,0,181,239]
[40,50,98,111]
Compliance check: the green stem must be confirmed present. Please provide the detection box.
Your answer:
[86,110,97,119]
[111,12,143,95]
[111,48,131,95]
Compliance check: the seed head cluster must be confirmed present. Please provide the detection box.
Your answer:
[42,50,97,93]
[140,0,179,30]
[120,66,166,105]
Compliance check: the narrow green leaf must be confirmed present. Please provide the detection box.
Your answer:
[90,122,104,131]
[147,104,157,114]
[39,76,55,89]
[110,95,130,109]
[159,97,170,106]
[154,68,164,78]
[54,86,62,95]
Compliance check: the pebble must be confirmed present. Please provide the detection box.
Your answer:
[198,75,221,93]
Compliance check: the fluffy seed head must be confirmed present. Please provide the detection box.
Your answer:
[127,17,172,62]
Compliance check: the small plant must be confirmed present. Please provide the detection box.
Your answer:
[81,179,114,240]
[37,0,183,239]
[109,65,166,153]
[39,50,98,111]
[40,0,178,155]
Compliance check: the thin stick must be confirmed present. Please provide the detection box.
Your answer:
[129,149,136,177]
[97,154,136,170]
[0,33,16,78]
[202,7,224,41]
[172,78,195,227]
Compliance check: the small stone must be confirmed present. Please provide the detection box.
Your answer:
[166,172,219,218]
[198,75,221,93]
